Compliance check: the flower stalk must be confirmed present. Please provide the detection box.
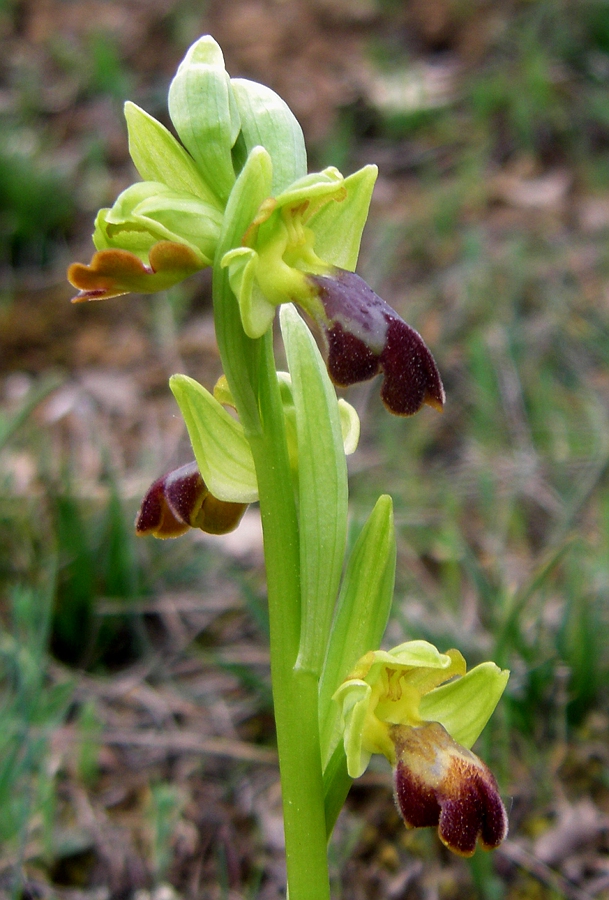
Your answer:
[68,34,510,899]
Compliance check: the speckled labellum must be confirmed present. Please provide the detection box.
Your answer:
[135,461,247,538]
[307,269,445,417]
[392,722,508,857]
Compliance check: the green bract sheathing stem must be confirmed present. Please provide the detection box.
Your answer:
[213,146,274,435]
[280,304,349,676]
[318,494,396,768]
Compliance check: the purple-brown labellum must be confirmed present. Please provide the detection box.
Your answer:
[307,269,445,416]
[136,461,247,539]
[391,722,508,857]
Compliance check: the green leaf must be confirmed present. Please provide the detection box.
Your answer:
[124,102,221,208]
[419,662,510,750]
[168,35,240,204]
[318,494,395,768]
[230,78,307,193]
[280,304,348,677]
[307,164,378,271]
[169,374,258,503]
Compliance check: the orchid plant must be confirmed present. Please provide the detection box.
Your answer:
[69,36,509,899]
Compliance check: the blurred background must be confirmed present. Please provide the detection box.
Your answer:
[2,0,609,897]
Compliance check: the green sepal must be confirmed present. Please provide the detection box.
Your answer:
[213,146,274,434]
[168,35,240,204]
[280,304,348,676]
[124,101,221,208]
[169,374,258,503]
[93,182,222,264]
[307,164,378,271]
[419,662,510,750]
[272,166,346,209]
[318,494,395,768]
[230,78,307,194]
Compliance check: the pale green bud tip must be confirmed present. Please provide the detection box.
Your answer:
[179,34,226,69]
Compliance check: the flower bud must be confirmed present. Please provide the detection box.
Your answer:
[135,462,247,539]
[94,182,223,263]
[392,721,508,856]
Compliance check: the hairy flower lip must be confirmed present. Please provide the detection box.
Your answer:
[68,241,205,303]
[392,722,508,857]
[136,461,247,539]
[307,269,445,416]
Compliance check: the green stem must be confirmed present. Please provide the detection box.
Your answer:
[246,332,330,900]
[212,147,331,893]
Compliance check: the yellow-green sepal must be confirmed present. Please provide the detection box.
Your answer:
[307,164,378,271]
[230,77,307,193]
[124,101,221,208]
[318,494,396,769]
[419,662,510,750]
[169,374,258,503]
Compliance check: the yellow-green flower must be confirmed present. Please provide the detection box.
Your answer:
[333,640,509,855]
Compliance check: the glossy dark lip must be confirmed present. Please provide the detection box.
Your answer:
[136,461,247,538]
[392,722,508,857]
[308,269,445,416]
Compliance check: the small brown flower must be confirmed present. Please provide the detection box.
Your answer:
[136,461,247,538]
[307,269,445,416]
[392,721,508,856]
